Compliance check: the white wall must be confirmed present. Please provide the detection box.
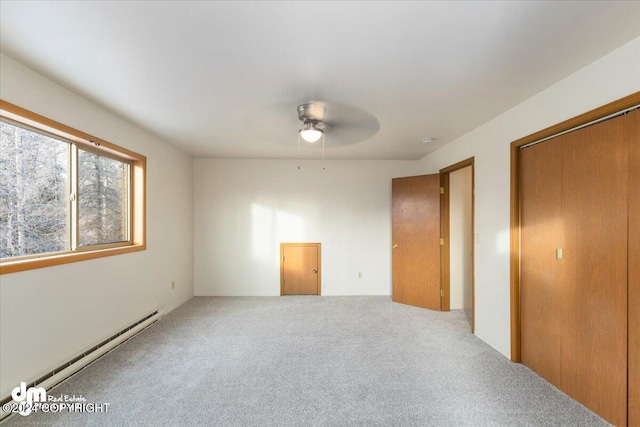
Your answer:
[194,159,423,296]
[449,166,472,311]
[416,37,640,357]
[0,54,194,396]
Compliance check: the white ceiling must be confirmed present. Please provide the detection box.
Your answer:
[1,1,639,160]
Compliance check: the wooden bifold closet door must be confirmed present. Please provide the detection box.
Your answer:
[520,138,563,387]
[521,111,633,426]
[628,108,639,427]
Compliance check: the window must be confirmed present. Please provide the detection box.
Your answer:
[77,148,129,247]
[0,100,146,273]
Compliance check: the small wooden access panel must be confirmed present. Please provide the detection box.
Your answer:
[280,243,321,295]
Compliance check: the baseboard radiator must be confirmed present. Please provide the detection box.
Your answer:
[0,308,163,421]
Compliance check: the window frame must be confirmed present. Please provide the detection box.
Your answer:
[0,100,146,274]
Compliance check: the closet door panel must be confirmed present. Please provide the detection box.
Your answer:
[628,108,639,427]
[560,115,628,426]
[520,139,563,387]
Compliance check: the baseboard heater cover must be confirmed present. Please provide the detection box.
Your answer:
[0,308,163,420]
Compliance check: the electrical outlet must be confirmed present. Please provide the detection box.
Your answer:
[171,281,175,289]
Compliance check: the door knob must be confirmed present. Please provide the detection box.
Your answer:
[311,269,318,273]
[392,244,399,249]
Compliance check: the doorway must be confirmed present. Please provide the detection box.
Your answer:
[440,158,475,331]
[390,161,475,321]
[280,243,321,295]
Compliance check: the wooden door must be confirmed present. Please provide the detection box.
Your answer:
[560,115,628,426]
[392,174,441,310]
[520,114,629,426]
[520,138,563,388]
[281,243,320,295]
[627,108,639,427]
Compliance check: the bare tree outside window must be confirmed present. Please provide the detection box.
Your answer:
[78,149,128,246]
[0,121,68,258]
[1,121,130,260]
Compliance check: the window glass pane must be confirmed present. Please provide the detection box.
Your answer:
[78,149,129,246]
[0,121,69,258]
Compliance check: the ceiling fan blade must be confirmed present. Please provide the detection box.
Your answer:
[245,102,299,129]
[243,101,301,145]
[244,100,379,147]
[322,102,379,146]
[323,121,380,147]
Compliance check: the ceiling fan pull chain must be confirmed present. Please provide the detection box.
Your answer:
[322,133,326,170]
[297,131,301,170]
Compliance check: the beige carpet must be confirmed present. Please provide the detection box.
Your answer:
[4,296,608,426]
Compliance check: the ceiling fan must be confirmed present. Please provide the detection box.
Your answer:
[293,101,380,169]
[244,100,380,168]
[296,102,328,169]
[297,103,329,143]
[298,102,329,170]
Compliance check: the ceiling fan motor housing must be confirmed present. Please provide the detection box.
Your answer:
[297,103,329,134]
[297,103,326,123]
